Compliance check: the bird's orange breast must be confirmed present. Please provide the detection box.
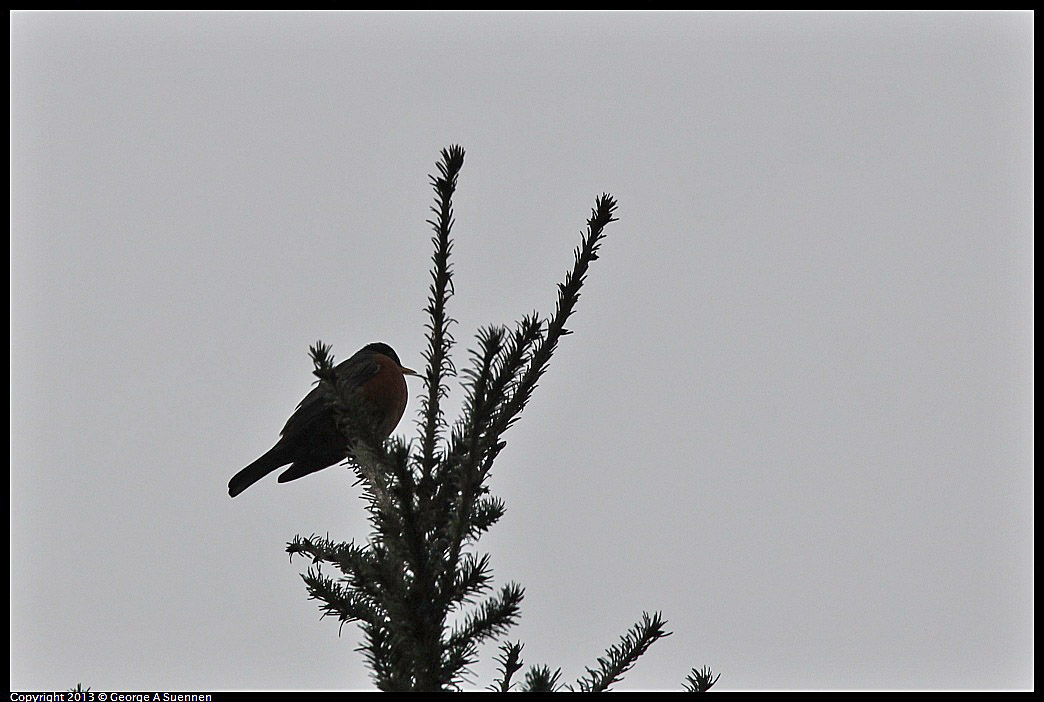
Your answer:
[361,353,409,438]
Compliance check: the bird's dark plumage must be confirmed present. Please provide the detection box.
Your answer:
[228,342,416,498]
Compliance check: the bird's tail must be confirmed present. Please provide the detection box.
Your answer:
[228,445,288,498]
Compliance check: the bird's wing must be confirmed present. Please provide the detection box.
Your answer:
[278,353,382,440]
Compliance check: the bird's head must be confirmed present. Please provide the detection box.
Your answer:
[364,342,419,377]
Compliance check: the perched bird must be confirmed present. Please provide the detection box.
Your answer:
[228,342,418,497]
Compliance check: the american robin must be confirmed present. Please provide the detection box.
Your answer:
[228,342,418,497]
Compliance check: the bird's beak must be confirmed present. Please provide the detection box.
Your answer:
[401,366,419,377]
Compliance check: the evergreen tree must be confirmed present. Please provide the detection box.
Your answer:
[285,146,717,691]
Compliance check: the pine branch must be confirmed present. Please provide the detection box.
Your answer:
[288,534,395,630]
[443,552,494,609]
[522,665,563,692]
[430,319,540,600]
[446,582,524,651]
[419,145,464,483]
[465,315,544,476]
[458,316,544,456]
[493,195,617,442]
[300,564,380,630]
[358,619,413,692]
[443,582,525,686]
[287,532,369,572]
[431,325,508,564]
[381,436,429,576]
[683,666,721,692]
[460,325,507,428]
[488,641,525,692]
[573,611,672,692]
[288,535,375,595]
[431,201,617,610]
[466,495,506,540]
[434,200,618,583]
[432,197,615,605]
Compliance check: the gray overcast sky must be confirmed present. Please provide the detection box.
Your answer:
[10,11,1033,691]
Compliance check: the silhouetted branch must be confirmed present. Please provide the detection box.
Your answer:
[523,665,563,692]
[572,611,672,692]
[684,666,722,692]
[419,146,464,482]
[489,641,525,692]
